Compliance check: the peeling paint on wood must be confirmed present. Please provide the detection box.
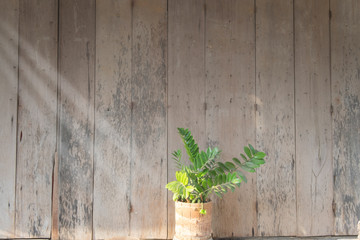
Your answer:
[0,0,18,238]
[331,0,360,235]
[58,0,95,239]
[295,0,334,236]
[256,0,296,236]
[167,0,206,238]
[15,0,57,238]
[93,0,132,239]
[130,0,167,238]
[205,0,256,237]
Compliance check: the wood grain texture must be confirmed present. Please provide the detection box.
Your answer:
[0,1,359,238]
[294,0,334,236]
[130,0,167,238]
[51,152,59,240]
[58,0,95,239]
[0,1,18,238]
[331,0,360,235]
[205,0,256,237]
[167,0,206,237]
[255,0,296,236]
[94,0,132,238]
[15,0,57,238]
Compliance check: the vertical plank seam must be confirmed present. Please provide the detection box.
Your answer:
[51,0,61,238]
[129,0,134,236]
[254,0,259,236]
[56,0,63,237]
[293,0,298,237]
[14,0,21,236]
[57,0,63,237]
[328,0,335,234]
[254,0,258,235]
[166,0,169,239]
[92,1,97,239]
[55,0,61,170]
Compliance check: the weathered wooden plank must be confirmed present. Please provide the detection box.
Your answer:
[51,152,59,240]
[94,0,132,239]
[15,0,57,238]
[331,0,360,235]
[0,1,18,238]
[227,237,356,240]
[205,0,256,237]
[14,239,50,240]
[167,0,206,238]
[294,0,333,236]
[130,0,167,238]
[58,0,95,239]
[255,0,296,236]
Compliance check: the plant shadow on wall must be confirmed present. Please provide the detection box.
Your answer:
[166,128,267,240]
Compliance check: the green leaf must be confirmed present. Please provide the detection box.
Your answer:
[197,168,208,178]
[240,154,248,161]
[252,159,265,165]
[173,193,179,201]
[209,170,217,177]
[225,162,236,170]
[214,190,222,198]
[201,181,207,189]
[231,178,241,185]
[232,157,242,166]
[207,178,213,188]
[216,167,225,174]
[194,156,200,170]
[249,144,257,155]
[200,209,207,215]
[218,162,230,172]
[254,151,266,159]
[221,174,226,183]
[200,151,207,165]
[244,146,252,158]
[236,171,247,183]
[245,161,260,168]
[172,150,183,169]
[240,165,255,172]
[178,128,199,164]
[176,171,188,185]
[194,182,204,193]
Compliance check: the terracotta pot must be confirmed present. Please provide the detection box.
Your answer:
[174,201,212,240]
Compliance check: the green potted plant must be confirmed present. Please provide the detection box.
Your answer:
[166,128,267,240]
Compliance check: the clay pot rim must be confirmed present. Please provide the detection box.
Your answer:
[175,201,212,208]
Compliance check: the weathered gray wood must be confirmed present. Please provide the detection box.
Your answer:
[229,237,356,240]
[0,1,359,238]
[0,1,18,238]
[130,0,167,238]
[205,0,256,237]
[94,0,132,239]
[294,0,334,236]
[51,152,59,240]
[58,0,95,239]
[167,0,206,238]
[331,0,360,235]
[255,0,296,236]
[15,0,57,238]
[13,239,50,240]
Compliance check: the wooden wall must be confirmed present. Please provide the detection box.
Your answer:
[0,0,359,239]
